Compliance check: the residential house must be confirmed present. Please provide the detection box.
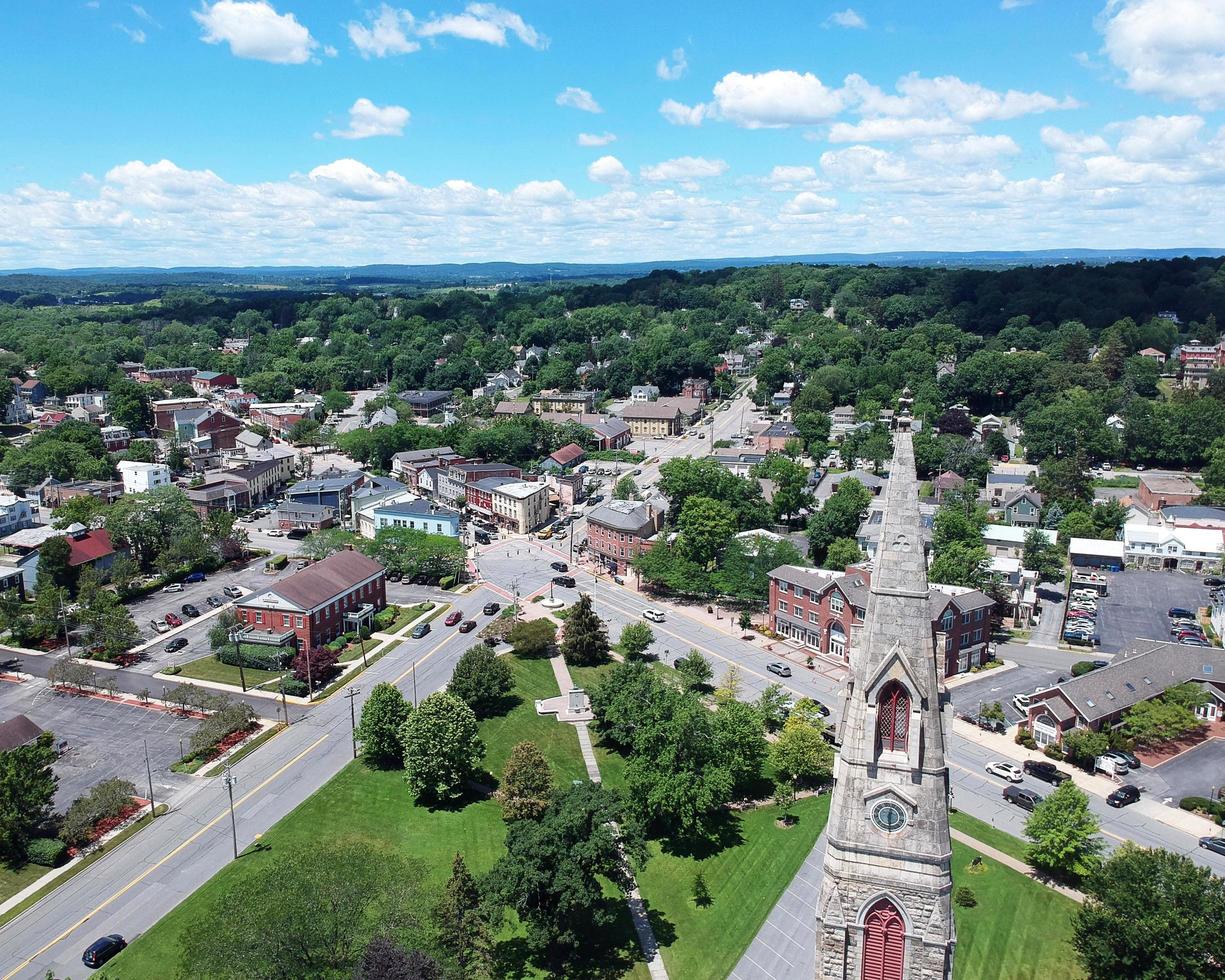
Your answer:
[931,471,965,503]
[184,475,252,516]
[621,401,683,437]
[630,385,660,403]
[117,461,171,495]
[368,406,398,428]
[0,493,34,538]
[389,447,465,487]
[174,406,244,451]
[788,298,809,312]
[274,502,335,531]
[42,480,124,509]
[222,391,258,415]
[492,400,534,418]
[152,397,209,433]
[1138,347,1167,365]
[587,498,664,574]
[100,425,132,451]
[977,414,1003,439]
[222,337,250,355]
[985,472,1029,507]
[62,523,119,574]
[17,379,46,406]
[1024,640,1225,747]
[983,524,1055,560]
[234,549,386,651]
[534,391,596,415]
[541,443,585,473]
[398,390,451,418]
[0,525,64,595]
[590,418,632,450]
[1003,488,1043,527]
[233,429,271,454]
[816,469,886,499]
[191,371,238,396]
[754,421,801,453]
[857,500,938,558]
[1138,472,1201,511]
[65,391,108,412]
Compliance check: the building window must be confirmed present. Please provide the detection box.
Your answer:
[961,612,970,625]
[942,610,954,632]
[778,599,787,612]
[973,628,982,643]
[778,580,788,593]
[861,898,905,980]
[255,611,263,624]
[830,594,844,614]
[296,616,304,628]
[876,681,910,754]
[809,611,820,624]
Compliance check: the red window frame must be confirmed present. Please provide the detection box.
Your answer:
[876,682,910,753]
[862,898,905,980]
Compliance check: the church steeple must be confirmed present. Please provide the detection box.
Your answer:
[815,428,955,980]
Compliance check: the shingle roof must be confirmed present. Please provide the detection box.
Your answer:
[66,529,116,567]
[242,549,384,612]
[548,443,585,466]
[621,402,682,420]
[588,499,659,533]
[0,715,43,751]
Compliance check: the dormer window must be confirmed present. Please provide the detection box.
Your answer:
[876,681,910,753]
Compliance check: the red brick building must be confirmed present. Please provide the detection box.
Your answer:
[586,499,664,574]
[234,549,387,651]
[768,564,996,676]
[681,377,712,403]
[1137,472,1200,511]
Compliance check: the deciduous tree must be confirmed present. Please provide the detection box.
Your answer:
[1024,781,1103,880]
[399,692,485,801]
[0,732,58,861]
[356,682,412,767]
[617,621,655,660]
[495,741,554,822]
[447,644,513,718]
[771,712,833,786]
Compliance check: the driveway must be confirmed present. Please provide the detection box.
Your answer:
[948,665,1064,725]
[1095,570,1212,653]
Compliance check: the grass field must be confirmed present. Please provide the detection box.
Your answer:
[950,810,1031,863]
[173,654,286,688]
[0,860,50,907]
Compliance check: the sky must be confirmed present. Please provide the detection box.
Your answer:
[1,0,1224,267]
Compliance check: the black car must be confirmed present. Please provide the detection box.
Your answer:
[386,570,403,582]
[1199,836,1225,856]
[206,595,224,608]
[588,494,605,505]
[474,531,491,545]
[552,575,576,588]
[550,561,569,573]
[1107,784,1141,808]
[181,603,201,618]
[82,934,126,967]
[1023,760,1072,785]
[164,637,189,653]
[286,527,310,540]
[410,623,430,639]
[483,602,500,616]
[1003,786,1044,811]
[1204,576,1224,587]
[975,715,1007,735]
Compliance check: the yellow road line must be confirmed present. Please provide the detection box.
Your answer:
[4,731,331,979]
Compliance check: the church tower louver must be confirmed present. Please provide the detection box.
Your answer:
[815,418,955,980]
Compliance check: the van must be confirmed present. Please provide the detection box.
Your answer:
[1094,756,1128,777]
[1002,786,1044,811]
[475,530,491,545]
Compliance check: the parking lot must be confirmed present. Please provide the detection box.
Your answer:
[1143,737,1225,801]
[0,679,197,808]
[948,663,1065,726]
[1093,570,1212,653]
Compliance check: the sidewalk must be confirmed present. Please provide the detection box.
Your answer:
[948,828,1083,903]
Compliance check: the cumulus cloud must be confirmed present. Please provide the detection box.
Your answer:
[587,155,630,184]
[828,116,970,142]
[332,98,411,139]
[578,132,617,147]
[511,179,572,204]
[825,8,867,29]
[192,1,317,64]
[762,165,832,192]
[781,191,838,214]
[1099,0,1225,108]
[711,70,845,127]
[656,47,687,81]
[659,99,708,126]
[910,134,1021,165]
[556,87,602,113]
[307,159,410,199]
[640,156,729,189]
[1040,126,1111,155]
[418,4,546,48]
[347,4,418,57]
[1112,113,1205,159]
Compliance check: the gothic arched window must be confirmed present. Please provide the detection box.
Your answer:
[862,898,905,980]
[876,681,910,753]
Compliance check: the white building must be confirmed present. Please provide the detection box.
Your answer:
[490,481,551,533]
[0,493,34,538]
[981,524,1055,559]
[1123,524,1224,572]
[118,460,171,495]
[629,385,660,403]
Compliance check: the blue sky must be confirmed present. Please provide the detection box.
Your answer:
[2,1,1223,266]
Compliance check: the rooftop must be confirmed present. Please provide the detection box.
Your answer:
[241,549,384,612]
[1138,472,1200,495]
[493,480,549,500]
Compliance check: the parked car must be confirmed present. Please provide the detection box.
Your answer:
[483,602,500,616]
[82,935,126,968]
[1204,577,1224,587]
[536,528,554,540]
[385,570,403,582]
[206,595,225,609]
[458,620,477,633]
[184,571,206,583]
[223,585,244,599]
[552,575,576,588]
[474,531,492,545]
[550,561,569,573]
[1002,786,1044,811]
[588,494,605,505]
[162,582,184,593]
[975,715,1007,734]
[181,603,201,618]
[151,619,170,634]
[444,611,463,627]
[264,528,284,537]
[1023,760,1072,785]
[1103,750,1140,770]
[1198,836,1225,856]
[642,607,666,623]
[1107,784,1141,808]
[1169,607,1196,619]
[286,528,310,540]
[164,613,183,628]
[164,637,188,653]
[1011,693,1034,713]
[985,761,1024,783]
[410,623,430,639]
[766,662,792,678]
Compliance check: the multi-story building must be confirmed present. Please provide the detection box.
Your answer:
[284,471,366,515]
[65,391,109,412]
[1123,523,1224,571]
[191,371,238,395]
[118,460,171,495]
[221,457,288,505]
[1178,340,1225,389]
[100,425,132,451]
[434,461,522,505]
[248,401,319,435]
[398,390,451,417]
[587,499,664,573]
[487,480,551,533]
[1137,472,1201,511]
[0,493,34,539]
[152,397,209,433]
[274,502,335,531]
[42,480,124,509]
[389,447,465,486]
[590,418,632,450]
[185,475,252,516]
[629,385,660,403]
[354,491,460,538]
[621,402,683,437]
[137,367,198,386]
[681,377,712,403]
[1003,488,1043,527]
[234,549,387,651]
[534,390,596,415]
[753,421,801,452]
[767,563,997,676]
[174,406,244,451]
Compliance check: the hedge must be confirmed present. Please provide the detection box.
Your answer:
[1071,661,1100,677]
[1179,796,1225,823]
[265,554,288,570]
[216,646,293,672]
[27,837,68,867]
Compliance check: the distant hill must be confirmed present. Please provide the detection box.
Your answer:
[2,248,1223,291]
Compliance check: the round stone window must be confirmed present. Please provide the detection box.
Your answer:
[871,800,908,833]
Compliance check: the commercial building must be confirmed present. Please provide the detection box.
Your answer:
[364,496,461,538]
[152,397,209,433]
[234,549,387,651]
[586,499,664,573]
[390,447,465,487]
[753,421,801,452]
[42,480,124,509]
[274,502,335,531]
[541,443,585,473]
[137,367,198,386]
[284,471,366,515]
[191,371,238,395]
[184,475,251,516]
[621,401,683,437]
[484,480,550,533]
[398,390,451,417]
[534,391,596,415]
[173,406,244,451]
[433,461,522,505]
[982,524,1055,560]
[590,418,632,450]
[1123,524,1223,571]
[681,377,712,403]
[117,461,171,495]
[1068,537,1126,571]
[248,401,318,435]
[1137,472,1201,511]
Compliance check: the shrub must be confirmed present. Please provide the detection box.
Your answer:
[281,678,309,697]
[1044,744,1066,761]
[265,554,288,570]
[216,645,293,672]
[954,886,978,908]
[1179,796,1225,821]
[60,778,138,848]
[439,575,456,590]
[26,837,68,867]
[1071,660,1100,677]
[189,703,257,759]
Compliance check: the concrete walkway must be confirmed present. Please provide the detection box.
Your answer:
[948,828,1084,903]
[548,655,667,979]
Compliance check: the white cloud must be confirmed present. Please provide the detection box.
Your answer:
[512,179,572,205]
[825,8,867,29]
[656,47,687,81]
[577,132,617,147]
[1099,0,1225,108]
[1000,0,1033,9]
[347,4,419,58]
[117,24,147,43]
[819,145,913,184]
[843,71,1079,123]
[1040,126,1111,155]
[828,116,970,142]
[587,155,630,184]
[307,159,410,199]
[911,134,1021,165]
[130,4,154,21]
[556,87,602,113]
[710,70,845,127]
[763,165,828,191]
[659,99,708,126]
[781,191,838,214]
[192,1,317,64]
[640,156,729,188]
[418,4,546,49]
[1112,113,1204,159]
[332,98,411,140]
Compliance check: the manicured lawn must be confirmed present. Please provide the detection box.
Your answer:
[0,860,51,907]
[480,655,587,783]
[950,809,1030,863]
[173,654,287,688]
[951,840,1084,980]
[637,794,830,980]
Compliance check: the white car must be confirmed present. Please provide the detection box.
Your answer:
[985,761,1024,783]
[642,608,666,623]
[265,528,285,537]
[161,583,183,593]
[1012,693,1034,714]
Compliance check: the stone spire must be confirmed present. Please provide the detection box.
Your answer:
[815,429,955,980]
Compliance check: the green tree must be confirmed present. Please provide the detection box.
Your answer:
[756,683,791,732]
[1073,844,1225,980]
[363,526,464,581]
[713,699,768,795]
[808,478,871,565]
[399,692,485,802]
[298,527,361,561]
[714,664,743,703]
[1024,528,1064,582]
[78,587,142,659]
[435,853,492,977]
[0,732,58,861]
[505,618,556,658]
[1024,781,1104,880]
[823,536,864,571]
[589,661,673,751]
[612,475,639,500]
[355,682,411,767]
[771,711,833,786]
[675,649,714,691]
[488,782,644,967]
[322,389,354,414]
[560,594,609,667]
[447,644,514,718]
[105,485,203,571]
[617,621,655,660]
[928,541,991,590]
[35,535,76,594]
[737,610,753,632]
[495,741,554,822]
[677,495,739,567]
[1121,695,1203,747]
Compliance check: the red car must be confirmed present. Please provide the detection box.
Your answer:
[445,611,463,627]
[458,620,477,633]
[164,612,184,628]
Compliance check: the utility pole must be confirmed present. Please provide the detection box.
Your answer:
[412,661,418,708]
[143,739,156,818]
[344,686,360,759]
[58,596,72,659]
[229,627,248,693]
[279,675,290,725]
[222,767,239,859]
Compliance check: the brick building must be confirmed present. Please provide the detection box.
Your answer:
[234,549,387,651]
[152,397,209,433]
[681,377,712,403]
[1137,472,1201,511]
[586,499,664,573]
[767,564,997,676]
